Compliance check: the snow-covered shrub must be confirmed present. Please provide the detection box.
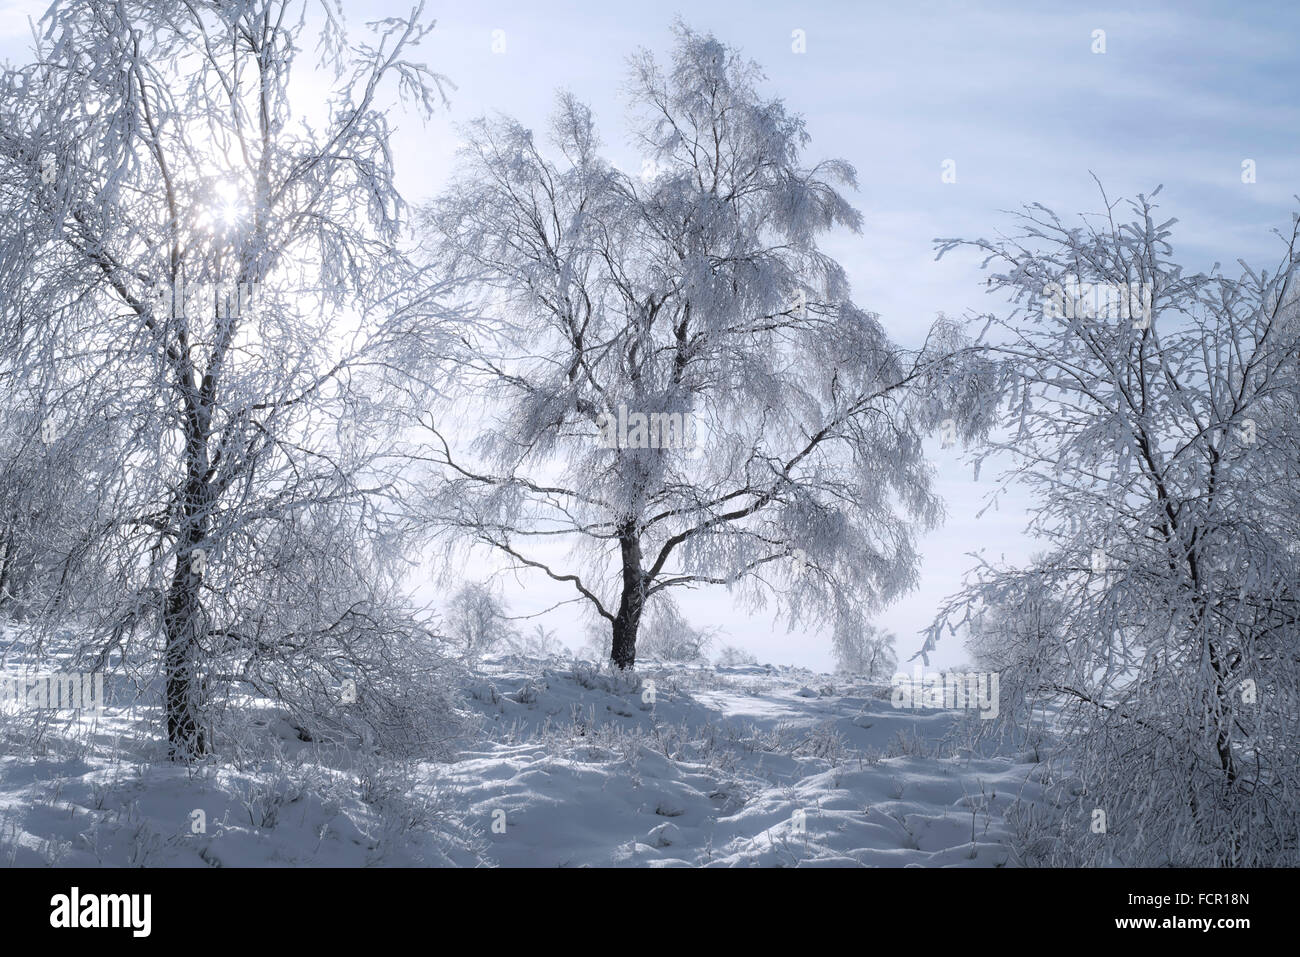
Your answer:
[887,726,938,759]
[347,754,489,866]
[798,720,850,763]
[569,660,642,697]
[210,592,468,761]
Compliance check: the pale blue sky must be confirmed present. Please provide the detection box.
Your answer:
[3,1,1297,668]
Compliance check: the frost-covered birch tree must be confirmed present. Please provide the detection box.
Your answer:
[0,0,453,759]
[832,621,897,680]
[932,186,1300,865]
[416,23,993,669]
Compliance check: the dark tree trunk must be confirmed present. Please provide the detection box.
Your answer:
[163,411,212,760]
[0,534,12,612]
[610,520,645,670]
[611,608,641,670]
[1207,638,1237,787]
[164,552,207,759]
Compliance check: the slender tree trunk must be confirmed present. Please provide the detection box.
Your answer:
[1207,638,1237,786]
[0,534,12,612]
[610,520,645,669]
[163,549,206,759]
[163,412,211,759]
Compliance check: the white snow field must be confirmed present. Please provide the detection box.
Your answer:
[0,639,1050,867]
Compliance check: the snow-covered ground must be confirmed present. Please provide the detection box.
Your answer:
[0,643,1050,867]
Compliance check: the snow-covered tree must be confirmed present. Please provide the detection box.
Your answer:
[963,590,1068,677]
[831,621,897,679]
[715,644,758,668]
[443,581,517,665]
[507,622,562,658]
[634,598,718,663]
[0,0,452,759]
[0,375,108,618]
[415,22,993,670]
[932,187,1300,865]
